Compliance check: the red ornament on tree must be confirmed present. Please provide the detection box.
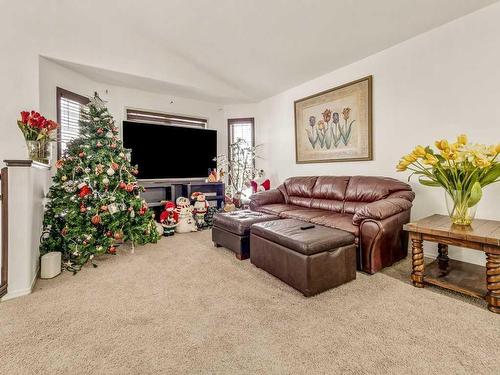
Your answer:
[111,162,119,171]
[119,181,126,189]
[97,128,104,135]
[108,246,116,254]
[55,160,64,169]
[91,214,101,225]
[125,184,134,192]
[79,185,92,198]
[79,151,86,158]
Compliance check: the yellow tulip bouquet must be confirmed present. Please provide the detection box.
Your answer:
[397,135,500,225]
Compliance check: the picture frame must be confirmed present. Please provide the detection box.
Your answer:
[294,75,373,163]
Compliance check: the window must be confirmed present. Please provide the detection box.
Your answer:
[57,87,90,158]
[228,118,255,152]
[227,118,256,196]
[126,109,208,128]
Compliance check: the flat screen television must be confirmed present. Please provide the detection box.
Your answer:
[122,121,217,180]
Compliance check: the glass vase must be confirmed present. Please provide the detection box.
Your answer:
[26,140,52,165]
[445,190,478,226]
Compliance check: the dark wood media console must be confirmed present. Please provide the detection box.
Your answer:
[140,180,225,209]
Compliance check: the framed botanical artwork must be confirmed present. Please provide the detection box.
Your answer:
[294,76,372,163]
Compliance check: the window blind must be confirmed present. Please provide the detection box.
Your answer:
[57,88,90,157]
[126,109,207,128]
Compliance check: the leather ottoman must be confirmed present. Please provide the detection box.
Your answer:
[250,219,356,296]
[212,210,280,260]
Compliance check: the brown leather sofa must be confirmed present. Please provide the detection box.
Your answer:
[249,176,415,274]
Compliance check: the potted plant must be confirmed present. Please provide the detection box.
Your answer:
[215,139,264,208]
[397,134,500,225]
[17,110,58,164]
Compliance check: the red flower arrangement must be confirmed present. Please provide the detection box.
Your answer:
[17,110,58,141]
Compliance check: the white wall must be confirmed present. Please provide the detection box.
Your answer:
[0,1,240,169]
[39,58,227,159]
[245,4,500,265]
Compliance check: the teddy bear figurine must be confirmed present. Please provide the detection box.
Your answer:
[159,201,179,236]
[191,191,209,228]
[175,196,197,233]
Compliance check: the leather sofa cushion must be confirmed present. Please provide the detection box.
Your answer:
[280,208,331,221]
[257,204,301,216]
[213,210,279,236]
[310,213,359,236]
[344,176,413,213]
[251,219,355,256]
[283,176,318,198]
[309,198,344,212]
[311,176,350,200]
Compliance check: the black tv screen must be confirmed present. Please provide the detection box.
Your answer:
[122,121,217,180]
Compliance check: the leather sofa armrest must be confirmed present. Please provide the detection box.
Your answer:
[250,189,285,211]
[353,198,412,225]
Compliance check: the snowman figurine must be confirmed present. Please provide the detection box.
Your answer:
[175,197,197,233]
[191,192,209,228]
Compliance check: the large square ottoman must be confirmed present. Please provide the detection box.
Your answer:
[212,210,279,260]
[250,219,356,296]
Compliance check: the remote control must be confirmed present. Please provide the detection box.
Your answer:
[300,225,315,230]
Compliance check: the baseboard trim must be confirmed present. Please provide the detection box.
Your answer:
[1,266,39,302]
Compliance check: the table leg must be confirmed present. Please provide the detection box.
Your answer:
[437,243,449,274]
[411,235,424,288]
[486,252,500,314]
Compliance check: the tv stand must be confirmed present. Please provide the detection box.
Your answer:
[140,180,225,209]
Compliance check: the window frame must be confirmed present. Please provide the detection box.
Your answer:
[56,87,90,159]
[227,117,255,158]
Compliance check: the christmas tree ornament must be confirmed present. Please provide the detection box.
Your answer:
[40,92,159,271]
[108,203,119,214]
[125,183,134,192]
[91,214,101,225]
[119,181,126,189]
[78,185,92,198]
[113,231,123,241]
[110,143,117,149]
[96,141,102,148]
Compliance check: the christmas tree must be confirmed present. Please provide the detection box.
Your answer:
[40,93,159,271]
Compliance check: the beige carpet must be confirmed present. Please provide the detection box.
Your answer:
[0,231,498,375]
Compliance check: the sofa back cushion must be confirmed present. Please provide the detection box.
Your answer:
[282,177,317,207]
[279,175,413,213]
[343,176,413,213]
[310,176,350,212]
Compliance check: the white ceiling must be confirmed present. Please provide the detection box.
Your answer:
[46,0,498,103]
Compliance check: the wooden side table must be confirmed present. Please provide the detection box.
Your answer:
[404,214,500,314]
